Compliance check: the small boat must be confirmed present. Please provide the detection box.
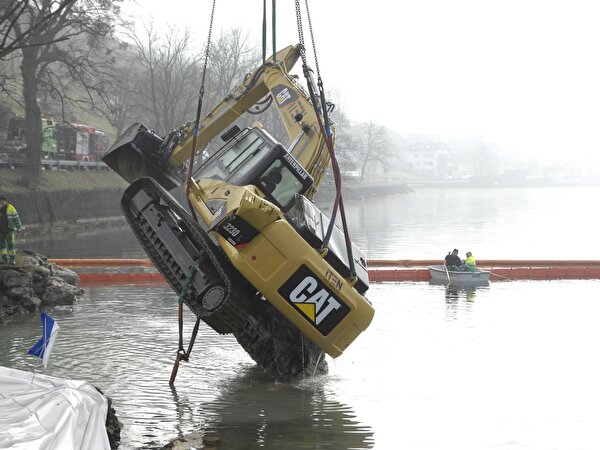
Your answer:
[428,264,491,285]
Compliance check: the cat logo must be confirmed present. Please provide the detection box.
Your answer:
[279,265,350,335]
[272,84,299,108]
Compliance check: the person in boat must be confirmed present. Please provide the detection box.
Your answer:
[463,251,477,272]
[444,249,462,270]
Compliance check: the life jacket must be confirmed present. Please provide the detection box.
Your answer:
[464,255,477,271]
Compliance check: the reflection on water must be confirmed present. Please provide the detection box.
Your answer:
[434,281,491,320]
[347,187,600,259]
[22,187,600,260]
[23,224,145,259]
[192,368,374,449]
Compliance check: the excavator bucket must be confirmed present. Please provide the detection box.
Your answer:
[102,123,182,190]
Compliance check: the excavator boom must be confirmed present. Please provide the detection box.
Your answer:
[104,45,330,195]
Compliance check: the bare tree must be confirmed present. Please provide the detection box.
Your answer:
[125,22,202,135]
[5,0,121,181]
[93,41,145,136]
[95,61,135,136]
[0,0,76,60]
[204,28,260,111]
[328,94,356,174]
[95,27,260,146]
[357,121,390,180]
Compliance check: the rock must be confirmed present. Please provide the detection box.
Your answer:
[94,387,122,450]
[0,271,32,288]
[7,286,34,299]
[163,431,205,449]
[50,266,79,287]
[5,290,40,312]
[41,276,81,307]
[0,249,83,324]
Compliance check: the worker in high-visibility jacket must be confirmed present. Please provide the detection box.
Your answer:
[463,251,477,272]
[0,196,22,265]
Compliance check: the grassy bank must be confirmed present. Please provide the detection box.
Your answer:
[0,169,127,194]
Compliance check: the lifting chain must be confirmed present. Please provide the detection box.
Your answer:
[170,259,203,386]
[294,0,308,66]
[294,0,322,83]
[198,0,217,100]
[303,0,322,82]
[293,0,356,278]
[186,0,216,192]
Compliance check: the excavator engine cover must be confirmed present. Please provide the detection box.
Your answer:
[287,195,370,295]
[102,123,182,190]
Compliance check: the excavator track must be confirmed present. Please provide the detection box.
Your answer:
[121,177,254,334]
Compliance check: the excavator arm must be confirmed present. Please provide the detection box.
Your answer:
[105,45,331,196]
[170,45,329,178]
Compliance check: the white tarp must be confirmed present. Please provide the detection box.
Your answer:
[0,366,110,450]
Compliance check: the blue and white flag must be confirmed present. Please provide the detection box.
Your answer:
[27,312,60,369]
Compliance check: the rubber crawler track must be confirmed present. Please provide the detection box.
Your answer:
[121,178,254,334]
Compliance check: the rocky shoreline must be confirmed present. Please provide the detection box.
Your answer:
[0,249,82,324]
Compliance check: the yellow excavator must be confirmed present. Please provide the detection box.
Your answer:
[103,44,374,376]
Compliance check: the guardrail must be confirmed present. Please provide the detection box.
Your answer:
[0,157,108,170]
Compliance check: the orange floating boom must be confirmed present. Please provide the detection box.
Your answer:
[60,259,600,286]
[53,258,600,268]
[49,258,154,267]
[367,259,600,268]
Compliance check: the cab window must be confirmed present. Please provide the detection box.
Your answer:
[197,132,265,181]
[258,159,304,209]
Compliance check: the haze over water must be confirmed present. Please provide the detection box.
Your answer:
[3,186,600,448]
[25,186,600,261]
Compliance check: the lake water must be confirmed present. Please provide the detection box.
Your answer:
[3,186,600,449]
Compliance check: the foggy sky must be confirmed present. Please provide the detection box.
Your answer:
[125,0,600,167]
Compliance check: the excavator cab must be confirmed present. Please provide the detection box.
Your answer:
[195,126,313,213]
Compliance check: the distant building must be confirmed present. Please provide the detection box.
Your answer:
[542,163,581,184]
[401,141,451,178]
